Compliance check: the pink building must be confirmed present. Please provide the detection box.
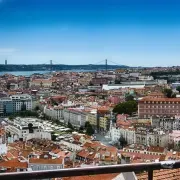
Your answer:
[108,96,121,104]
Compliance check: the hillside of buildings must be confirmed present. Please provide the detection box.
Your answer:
[0,69,180,179]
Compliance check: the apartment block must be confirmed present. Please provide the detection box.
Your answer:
[138,97,180,118]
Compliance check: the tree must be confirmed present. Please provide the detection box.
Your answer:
[115,79,121,84]
[8,115,14,121]
[113,101,138,116]
[125,94,134,101]
[79,126,84,133]
[84,121,94,136]
[28,123,33,133]
[68,122,74,130]
[34,105,40,111]
[119,135,127,148]
[79,126,84,131]
[21,103,26,111]
[85,121,90,128]
[51,132,57,141]
[89,82,93,86]
[176,86,180,93]
[163,88,176,98]
[86,124,94,136]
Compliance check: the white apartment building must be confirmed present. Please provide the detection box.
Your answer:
[63,108,87,128]
[110,126,136,145]
[10,94,32,112]
[5,117,51,141]
[44,106,64,120]
[110,126,169,148]
[135,127,169,147]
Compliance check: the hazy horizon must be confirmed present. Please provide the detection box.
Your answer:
[0,0,180,67]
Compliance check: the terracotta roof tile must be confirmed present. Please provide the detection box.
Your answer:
[29,158,63,164]
[62,173,119,180]
[137,169,180,180]
[0,159,28,169]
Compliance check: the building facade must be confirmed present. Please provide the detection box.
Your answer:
[135,127,169,147]
[87,112,97,129]
[151,116,180,130]
[10,94,32,112]
[6,117,51,141]
[44,106,64,120]
[110,126,169,148]
[0,98,13,116]
[63,108,87,128]
[138,97,180,118]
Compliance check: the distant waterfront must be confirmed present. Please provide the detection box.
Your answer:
[0,71,51,76]
[0,69,99,77]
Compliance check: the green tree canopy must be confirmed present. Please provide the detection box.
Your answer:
[163,88,176,98]
[113,101,137,115]
[119,135,127,148]
[68,122,74,130]
[176,86,180,93]
[86,124,94,136]
[84,121,94,136]
[34,105,40,111]
[125,94,134,101]
[85,121,90,128]
[51,132,57,141]
[115,79,121,84]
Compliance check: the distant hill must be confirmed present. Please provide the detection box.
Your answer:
[0,64,128,72]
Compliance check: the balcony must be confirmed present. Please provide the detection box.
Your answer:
[0,160,179,180]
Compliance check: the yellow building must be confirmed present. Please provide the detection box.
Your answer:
[87,112,97,128]
[99,116,110,131]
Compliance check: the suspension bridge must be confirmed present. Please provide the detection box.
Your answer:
[0,59,127,72]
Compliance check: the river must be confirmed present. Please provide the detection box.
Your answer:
[0,69,98,77]
[0,71,51,76]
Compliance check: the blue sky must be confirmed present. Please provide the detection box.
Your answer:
[0,0,180,66]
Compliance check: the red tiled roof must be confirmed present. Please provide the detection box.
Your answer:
[137,169,180,180]
[77,150,89,158]
[29,158,63,164]
[120,151,160,161]
[140,97,180,102]
[147,146,164,153]
[0,159,28,169]
[62,173,119,180]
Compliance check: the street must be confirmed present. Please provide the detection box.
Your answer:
[95,133,112,146]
